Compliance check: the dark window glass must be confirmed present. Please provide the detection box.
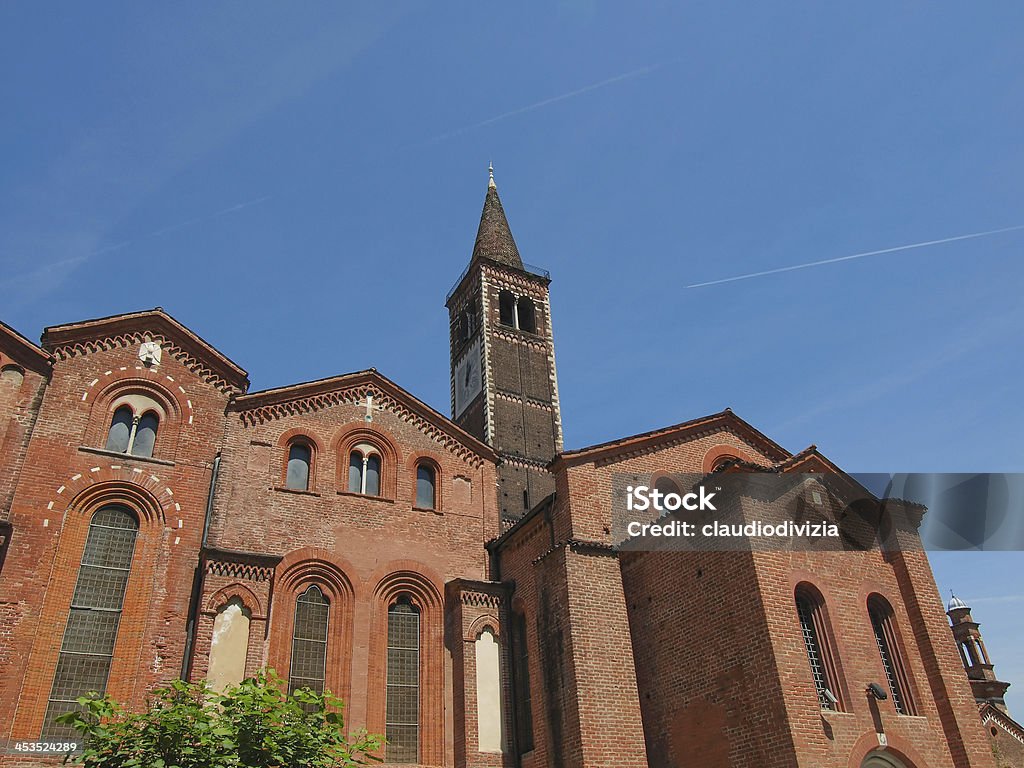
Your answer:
[416,464,435,509]
[869,598,915,715]
[654,476,681,497]
[796,591,836,710]
[348,452,362,493]
[512,611,534,753]
[105,406,133,453]
[286,443,311,491]
[289,586,329,706]
[131,411,158,458]
[498,291,515,327]
[517,297,536,333]
[386,598,420,763]
[365,454,381,496]
[42,506,138,738]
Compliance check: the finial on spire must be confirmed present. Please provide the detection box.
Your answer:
[488,162,496,189]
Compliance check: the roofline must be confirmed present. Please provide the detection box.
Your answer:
[233,368,498,462]
[0,318,53,374]
[551,409,790,469]
[41,308,248,390]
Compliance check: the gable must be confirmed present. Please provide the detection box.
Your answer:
[40,309,248,394]
[553,409,790,470]
[232,369,497,467]
[0,319,51,376]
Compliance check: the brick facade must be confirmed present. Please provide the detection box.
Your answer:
[0,178,1011,767]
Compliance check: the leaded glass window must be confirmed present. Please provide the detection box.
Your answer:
[386,597,420,763]
[796,591,837,710]
[869,598,915,715]
[512,611,534,754]
[41,506,138,738]
[289,586,329,702]
[415,464,435,510]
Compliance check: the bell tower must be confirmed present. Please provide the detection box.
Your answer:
[947,593,1012,713]
[446,167,563,525]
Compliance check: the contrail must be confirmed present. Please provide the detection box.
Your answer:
[687,223,1024,289]
[1,196,272,287]
[150,195,272,237]
[422,62,667,145]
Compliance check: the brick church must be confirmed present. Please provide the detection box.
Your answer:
[0,171,1017,767]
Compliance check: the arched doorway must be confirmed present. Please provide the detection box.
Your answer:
[861,752,909,768]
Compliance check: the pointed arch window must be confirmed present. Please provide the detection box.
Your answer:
[868,596,917,715]
[348,443,381,496]
[415,463,436,510]
[286,442,312,491]
[42,506,139,738]
[795,585,844,711]
[386,596,420,763]
[289,585,329,700]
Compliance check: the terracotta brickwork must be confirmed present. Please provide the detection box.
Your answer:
[0,178,1012,768]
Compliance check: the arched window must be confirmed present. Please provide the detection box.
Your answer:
[517,297,536,333]
[132,411,159,458]
[104,405,160,458]
[348,443,382,496]
[286,442,312,491]
[498,290,515,327]
[654,475,681,498]
[105,406,134,453]
[795,585,843,711]
[512,610,534,754]
[42,506,139,738]
[387,596,420,763]
[868,596,917,715]
[289,585,329,701]
[711,454,739,472]
[415,463,436,510]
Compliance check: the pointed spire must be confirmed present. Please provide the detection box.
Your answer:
[472,165,523,269]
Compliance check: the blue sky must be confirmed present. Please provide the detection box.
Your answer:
[2,4,1022,710]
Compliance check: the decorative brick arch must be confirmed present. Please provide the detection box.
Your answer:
[13,480,169,736]
[367,563,445,765]
[792,578,851,711]
[276,428,324,490]
[48,466,178,526]
[205,582,264,619]
[702,444,755,474]
[466,612,501,642]
[332,425,401,499]
[848,731,926,768]
[407,451,444,511]
[270,548,356,704]
[86,376,188,462]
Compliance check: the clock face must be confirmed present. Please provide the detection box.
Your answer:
[454,340,482,417]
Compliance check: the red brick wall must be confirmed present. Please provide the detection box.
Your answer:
[0,338,232,751]
[190,385,500,764]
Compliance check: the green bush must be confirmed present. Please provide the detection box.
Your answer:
[56,670,382,768]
